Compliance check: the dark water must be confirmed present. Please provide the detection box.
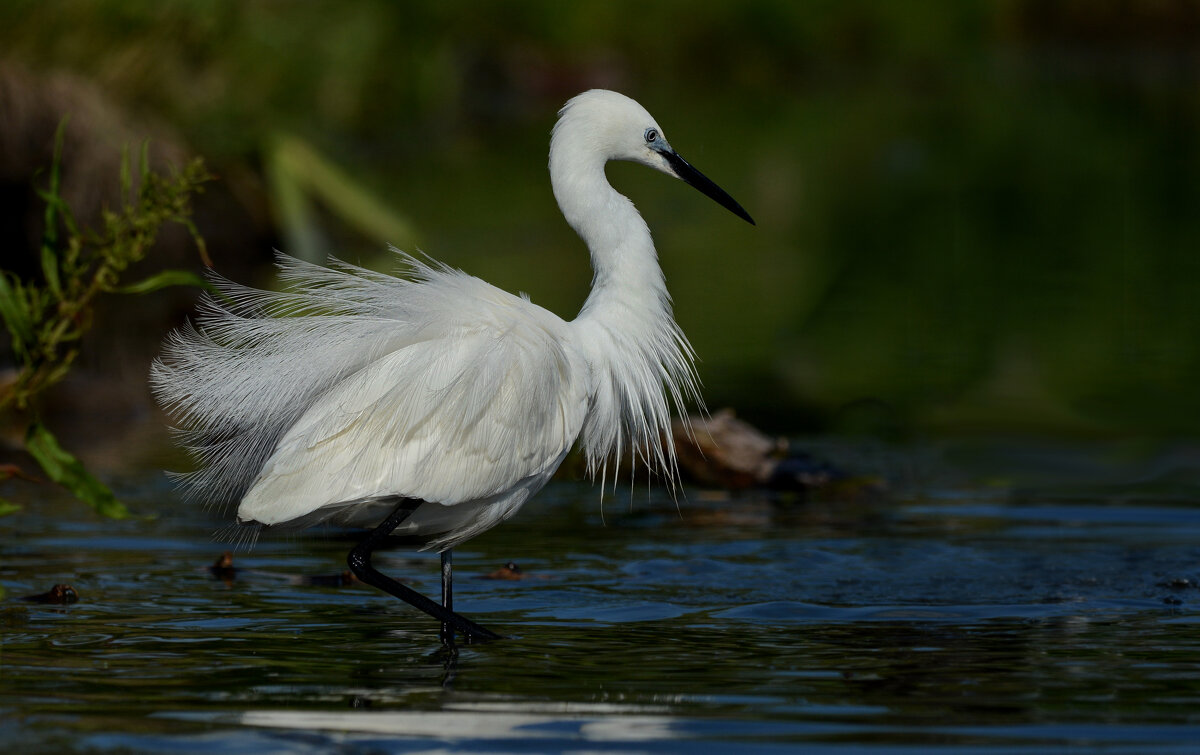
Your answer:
[3,441,1200,753]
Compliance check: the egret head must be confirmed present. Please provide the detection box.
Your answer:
[553,90,755,225]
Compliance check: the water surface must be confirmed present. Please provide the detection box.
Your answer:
[3,442,1200,753]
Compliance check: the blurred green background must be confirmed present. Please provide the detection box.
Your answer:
[2,0,1198,443]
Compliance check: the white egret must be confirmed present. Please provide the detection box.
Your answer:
[151,89,754,642]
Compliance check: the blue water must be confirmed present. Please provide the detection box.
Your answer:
[3,441,1200,753]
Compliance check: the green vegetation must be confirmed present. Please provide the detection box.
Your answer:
[0,123,211,515]
[0,1,1197,440]
[265,133,419,263]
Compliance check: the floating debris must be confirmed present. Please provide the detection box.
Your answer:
[480,561,526,580]
[477,561,549,581]
[672,408,879,494]
[209,551,238,581]
[20,584,79,604]
[296,570,358,587]
[671,409,782,489]
[207,551,361,587]
[1156,577,1195,590]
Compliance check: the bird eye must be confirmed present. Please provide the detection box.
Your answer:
[644,128,658,143]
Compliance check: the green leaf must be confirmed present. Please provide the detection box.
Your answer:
[24,421,133,520]
[139,140,151,186]
[0,273,35,359]
[267,133,418,262]
[40,244,63,300]
[114,269,211,295]
[0,500,20,516]
[41,118,67,251]
[119,143,132,202]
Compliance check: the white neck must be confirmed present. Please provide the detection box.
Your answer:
[550,146,669,322]
[549,128,701,489]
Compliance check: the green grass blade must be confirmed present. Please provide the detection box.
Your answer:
[120,143,132,202]
[41,118,67,250]
[268,133,418,261]
[24,421,133,520]
[0,273,36,360]
[114,269,211,295]
[40,246,63,300]
[140,140,151,185]
[37,119,70,299]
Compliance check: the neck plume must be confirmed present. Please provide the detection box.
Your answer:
[549,109,702,494]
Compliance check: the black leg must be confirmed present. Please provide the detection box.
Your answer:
[440,549,454,645]
[347,501,501,642]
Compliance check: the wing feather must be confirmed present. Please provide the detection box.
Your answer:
[152,250,589,531]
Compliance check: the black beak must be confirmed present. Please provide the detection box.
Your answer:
[658,147,755,226]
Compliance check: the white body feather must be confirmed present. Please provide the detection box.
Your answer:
[152,90,706,551]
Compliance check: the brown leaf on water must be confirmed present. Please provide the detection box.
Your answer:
[20,583,79,604]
